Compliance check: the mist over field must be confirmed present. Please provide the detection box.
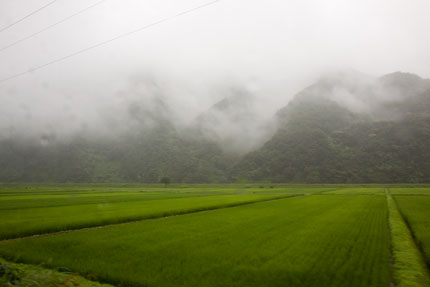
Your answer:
[0,0,430,183]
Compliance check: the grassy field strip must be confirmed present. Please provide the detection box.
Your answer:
[0,192,158,200]
[0,192,245,211]
[0,187,334,211]
[390,188,430,195]
[386,191,430,287]
[307,187,345,194]
[0,185,342,195]
[0,189,236,198]
[323,187,385,195]
[0,187,331,199]
[0,194,306,245]
[394,196,430,269]
[0,184,428,195]
[0,193,300,241]
[391,194,430,197]
[0,257,113,287]
[0,189,239,197]
[0,195,390,287]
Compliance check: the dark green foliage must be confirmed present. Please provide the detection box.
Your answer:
[160,176,171,186]
[0,262,21,285]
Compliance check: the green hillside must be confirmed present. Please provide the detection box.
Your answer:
[1,72,429,183]
[233,72,430,183]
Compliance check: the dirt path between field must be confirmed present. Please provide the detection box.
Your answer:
[0,193,306,243]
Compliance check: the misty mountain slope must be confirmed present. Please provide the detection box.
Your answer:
[1,71,429,183]
[116,122,229,183]
[331,115,430,182]
[299,71,430,120]
[0,137,123,182]
[233,72,430,183]
[189,87,275,155]
[0,77,234,183]
[232,95,362,183]
[0,121,230,183]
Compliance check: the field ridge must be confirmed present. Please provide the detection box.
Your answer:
[385,190,430,287]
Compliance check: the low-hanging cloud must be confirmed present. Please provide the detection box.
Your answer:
[0,0,429,148]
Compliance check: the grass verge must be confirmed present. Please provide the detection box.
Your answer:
[386,190,430,287]
[0,257,112,287]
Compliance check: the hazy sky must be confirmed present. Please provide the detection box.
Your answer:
[0,0,429,139]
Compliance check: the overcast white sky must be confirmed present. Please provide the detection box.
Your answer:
[0,0,429,138]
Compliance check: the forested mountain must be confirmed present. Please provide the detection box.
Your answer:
[0,122,229,183]
[1,71,429,183]
[233,72,430,183]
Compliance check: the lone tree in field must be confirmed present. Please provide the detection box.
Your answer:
[160,176,171,187]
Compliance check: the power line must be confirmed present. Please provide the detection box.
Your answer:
[0,0,108,53]
[0,0,220,84]
[0,0,59,34]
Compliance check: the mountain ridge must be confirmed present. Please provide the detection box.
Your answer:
[1,71,429,183]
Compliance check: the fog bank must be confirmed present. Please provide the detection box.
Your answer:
[0,0,429,147]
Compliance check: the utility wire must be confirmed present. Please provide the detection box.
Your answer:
[0,0,59,34]
[0,0,220,84]
[0,0,108,53]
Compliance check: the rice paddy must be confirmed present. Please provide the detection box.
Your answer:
[1,184,430,287]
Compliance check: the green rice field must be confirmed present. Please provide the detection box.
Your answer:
[1,184,430,287]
